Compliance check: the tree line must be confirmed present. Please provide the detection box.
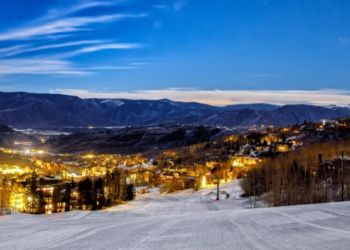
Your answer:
[240,140,350,207]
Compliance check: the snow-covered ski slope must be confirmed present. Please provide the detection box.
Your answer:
[2,180,350,250]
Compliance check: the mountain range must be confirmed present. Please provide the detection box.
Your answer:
[0,91,349,128]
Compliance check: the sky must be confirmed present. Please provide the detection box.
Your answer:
[0,0,350,106]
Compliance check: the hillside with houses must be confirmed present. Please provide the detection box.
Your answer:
[1,116,350,214]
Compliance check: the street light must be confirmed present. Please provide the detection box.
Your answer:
[211,164,220,201]
[216,174,220,201]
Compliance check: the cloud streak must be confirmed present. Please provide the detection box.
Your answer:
[0,59,91,75]
[0,1,148,76]
[0,14,147,42]
[59,43,143,58]
[38,1,118,22]
[2,40,106,57]
[51,88,350,106]
[0,44,31,54]
[0,58,138,76]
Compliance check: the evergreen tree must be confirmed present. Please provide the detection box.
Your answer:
[94,177,105,209]
[64,181,72,211]
[123,184,135,201]
[78,177,93,208]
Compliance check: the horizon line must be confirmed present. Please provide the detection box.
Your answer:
[1,89,350,108]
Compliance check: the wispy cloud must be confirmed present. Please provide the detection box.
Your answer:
[0,1,148,76]
[0,1,140,42]
[0,59,91,75]
[22,34,76,41]
[2,40,106,57]
[0,58,137,76]
[58,43,143,58]
[0,14,147,42]
[130,62,149,66]
[51,88,350,106]
[37,1,119,23]
[0,44,31,54]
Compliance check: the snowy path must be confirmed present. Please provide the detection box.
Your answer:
[2,180,350,250]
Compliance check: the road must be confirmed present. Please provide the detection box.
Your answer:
[2,180,350,250]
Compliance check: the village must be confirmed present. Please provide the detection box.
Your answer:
[1,117,350,215]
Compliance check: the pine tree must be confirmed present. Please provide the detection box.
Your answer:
[78,177,93,208]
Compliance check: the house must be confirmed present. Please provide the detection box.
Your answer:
[161,172,175,182]
[15,175,75,214]
[272,142,293,153]
[332,156,350,169]
[160,179,185,193]
[318,154,350,180]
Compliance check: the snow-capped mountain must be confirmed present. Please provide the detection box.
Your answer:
[325,104,350,110]
[196,105,350,127]
[0,92,349,128]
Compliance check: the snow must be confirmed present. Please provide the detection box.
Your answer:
[285,134,304,142]
[0,108,19,112]
[334,156,350,161]
[100,100,124,107]
[2,180,350,249]
[161,99,179,107]
[141,163,152,169]
[185,129,194,138]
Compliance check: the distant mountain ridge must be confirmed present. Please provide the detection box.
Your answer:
[0,124,14,133]
[196,105,350,127]
[0,91,349,128]
[45,124,235,154]
[0,123,39,148]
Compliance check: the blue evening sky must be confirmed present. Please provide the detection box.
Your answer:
[0,0,350,105]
